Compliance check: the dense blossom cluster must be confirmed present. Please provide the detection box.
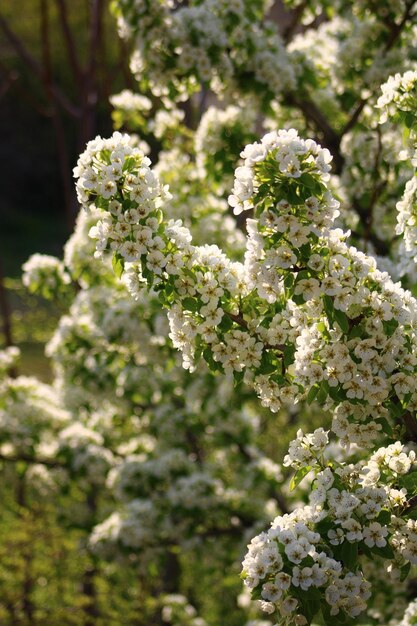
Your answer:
[112,0,295,101]
[243,436,417,623]
[289,14,415,118]
[375,72,417,277]
[109,89,152,113]
[77,128,417,453]
[73,131,172,273]
[377,71,417,127]
[72,89,417,620]
[22,253,71,298]
[19,173,285,621]
[0,376,69,454]
[9,0,417,613]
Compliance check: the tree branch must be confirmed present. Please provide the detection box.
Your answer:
[54,0,83,86]
[0,12,81,117]
[282,0,308,44]
[0,452,64,468]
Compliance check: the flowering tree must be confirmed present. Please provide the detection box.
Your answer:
[5,0,417,624]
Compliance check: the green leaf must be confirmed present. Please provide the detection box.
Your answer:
[202,348,222,373]
[333,540,358,570]
[233,370,244,386]
[122,156,137,171]
[218,314,233,332]
[404,111,415,129]
[284,273,294,290]
[299,172,319,190]
[383,318,399,337]
[371,543,394,560]
[377,510,391,525]
[287,185,301,205]
[378,417,393,436]
[290,465,312,491]
[259,351,278,375]
[307,385,319,404]
[141,263,154,287]
[386,401,404,419]
[315,516,332,535]
[292,293,305,305]
[323,295,334,328]
[283,344,295,368]
[328,385,344,402]
[250,585,263,601]
[271,231,285,245]
[182,297,199,312]
[400,561,411,582]
[298,243,312,262]
[399,471,417,494]
[297,586,321,624]
[349,324,363,339]
[294,269,311,282]
[321,602,348,625]
[317,321,326,333]
[316,380,329,404]
[333,309,350,334]
[112,253,124,279]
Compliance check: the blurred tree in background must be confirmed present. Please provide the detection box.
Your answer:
[3,0,417,624]
[0,0,132,273]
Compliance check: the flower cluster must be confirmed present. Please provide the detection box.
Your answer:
[109,89,154,136]
[396,176,417,263]
[376,71,417,277]
[56,423,115,486]
[242,506,371,624]
[78,128,417,452]
[38,206,282,570]
[0,376,69,454]
[74,131,171,270]
[377,70,417,126]
[228,127,334,215]
[73,59,417,621]
[45,284,164,409]
[289,13,413,125]
[22,253,71,299]
[12,1,417,620]
[242,436,417,624]
[109,89,152,113]
[112,0,295,101]
[63,207,114,287]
